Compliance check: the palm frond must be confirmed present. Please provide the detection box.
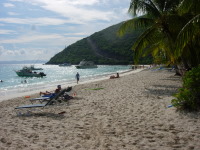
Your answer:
[131,26,161,63]
[129,0,140,16]
[117,17,153,36]
[145,0,161,17]
[179,0,200,14]
[163,0,181,12]
[142,42,161,57]
[176,14,200,55]
[153,0,167,12]
[129,0,161,17]
[164,14,187,39]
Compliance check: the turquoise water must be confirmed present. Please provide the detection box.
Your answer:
[0,64,131,97]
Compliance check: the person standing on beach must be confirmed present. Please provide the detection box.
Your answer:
[75,72,80,84]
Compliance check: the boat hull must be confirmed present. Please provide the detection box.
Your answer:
[76,60,98,69]
[75,65,98,69]
[59,63,71,67]
[31,68,43,70]
[15,71,46,77]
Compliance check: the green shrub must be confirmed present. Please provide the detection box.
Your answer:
[172,66,200,111]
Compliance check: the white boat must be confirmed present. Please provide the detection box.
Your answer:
[75,60,97,69]
[28,65,43,70]
[59,63,71,67]
[21,65,43,70]
[15,67,46,77]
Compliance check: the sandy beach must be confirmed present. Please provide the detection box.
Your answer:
[0,69,200,150]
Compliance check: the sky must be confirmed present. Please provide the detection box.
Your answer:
[0,0,131,62]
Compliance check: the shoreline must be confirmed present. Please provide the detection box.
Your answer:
[0,64,133,100]
[0,68,143,102]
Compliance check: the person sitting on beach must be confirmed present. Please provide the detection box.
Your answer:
[40,85,62,96]
[110,73,120,79]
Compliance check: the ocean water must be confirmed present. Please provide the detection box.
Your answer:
[0,64,131,98]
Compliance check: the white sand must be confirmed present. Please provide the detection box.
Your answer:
[0,69,200,150]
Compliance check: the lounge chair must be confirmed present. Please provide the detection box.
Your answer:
[15,87,72,110]
[29,87,72,104]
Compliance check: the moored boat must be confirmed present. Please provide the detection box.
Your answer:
[59,63,71,67]
[29,65,43,70]
[15,67,46,77]
[75,60,97,69]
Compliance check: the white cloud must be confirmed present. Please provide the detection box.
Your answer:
[0,29,16,34]
[10,0,116,23]
[64,32,88,36]
[0,46,43,59]
[0,46,62,61]
[8,12,19,16]
[0,33,82,49]
[66,0,99,6]
[0,46,4,55]
[1,0,131,61]
[0,34,63,43]
[0,17,71,26]
[9,0,23,1]
[3,3,15,7]
[6,50,19,55]
[0,48,23,56]
[24,0,100,6]
[40,1,114,22]
[2,0,130,26]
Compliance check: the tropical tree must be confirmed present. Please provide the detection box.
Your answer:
[118,0,199,72]
[175,0,200,68]
[118,0,182,64]
[171,0,200,111]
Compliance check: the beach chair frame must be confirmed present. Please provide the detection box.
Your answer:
[14,87,72,115]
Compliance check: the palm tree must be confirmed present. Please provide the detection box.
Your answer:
[175,0,200,68]
[121,0,197,75]
[118,0,182,65]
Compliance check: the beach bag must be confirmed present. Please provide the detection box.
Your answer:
[66,86,72,92]
[63,93,73,101]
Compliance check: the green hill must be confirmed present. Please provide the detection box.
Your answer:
[46,22,152,65]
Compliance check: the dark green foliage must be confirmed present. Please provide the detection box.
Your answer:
[172,66,200,111]
[46,23,152,65]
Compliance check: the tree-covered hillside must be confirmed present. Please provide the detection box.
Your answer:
[46,22,152,65]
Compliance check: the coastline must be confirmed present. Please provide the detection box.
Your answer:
[0,64,133,101]
[1,68,200,149]
[0,68,143,102]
